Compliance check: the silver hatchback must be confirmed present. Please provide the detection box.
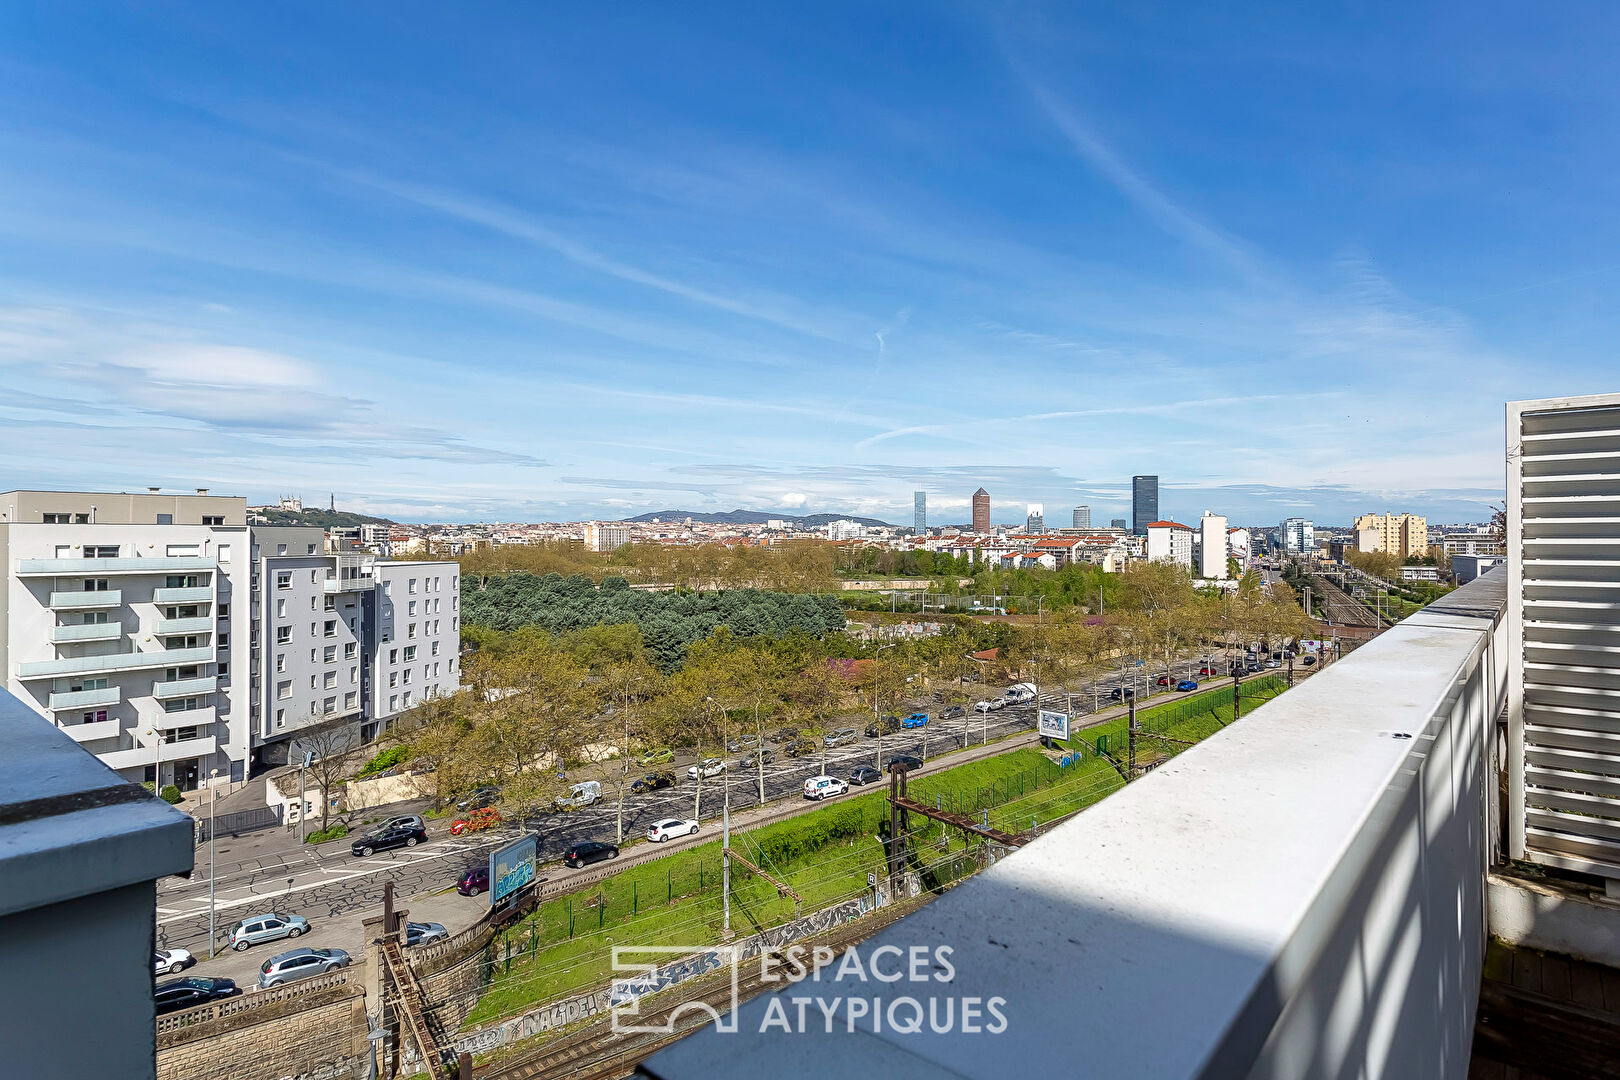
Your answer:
[258,947,351,988]
[227,912,310,951]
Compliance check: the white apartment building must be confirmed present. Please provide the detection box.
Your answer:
[1280,517,1314,555]
[583,522,632,552]
[0,489,250,789]
[1144,520,1194,568]
[1,490,460,787]
[1198,512,1229,580]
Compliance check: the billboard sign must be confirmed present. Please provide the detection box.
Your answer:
[490,833,539,907]
[1037,709,1071,741]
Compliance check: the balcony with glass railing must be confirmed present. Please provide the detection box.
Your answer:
[98,734,216,771]
[47,589,122,609]
[152,675,217,699]
[17,646,211,680]
[49,623,122,644]
[46,686,121,711]
[151,586,214,604]
[154,616,213,636]
[15,556,216,576]
[60,717,121,743]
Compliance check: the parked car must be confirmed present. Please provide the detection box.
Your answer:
[939,705,966,721]
[725,734,760,752]
[885,754,924,772]
[351,822,427,857]
[824,727,858,747]
[227,912,310,951]
[902,712,928,729]
[782,738,815,757]
[456,865,490,896]
[153,948,193,975]
[450,807,501,835]
[973,699,1004,713]
[552,780,602,811]
[737,749,774,769]
[1265,659,1281,669]
[865,715,902,736]
[563,840,619,868]
[258,947,351,989]
[1176,680,1199,692]
[154,976,238,1014]
[404,921,448,947]
[687,758,725,780]
[457,786,500,811]
[647,818,700,842]
[804,775,849,800]
[1197,666,1214,677]
[1156,675,1171,687]
[381,814,427,832]
[771,727,799,743]
[630,771,676,794]
[639,748,675,766]
[849,765,883,786]
[1302,656,1318,666]
[1244,662,1264,674]
[1107,687,1136,701]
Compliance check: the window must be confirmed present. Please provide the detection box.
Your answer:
[81,611,108,625]
[430,641,440,656]
[345,692,358,710]
[402,690,412,706]
[217,633,228,647]
[276,543,287,555]
[276,680,291,700]
[310,649,317,664]
[388,672,397,688]
[86,545,119,558]
[165,636,201,650]
[349,665,358,684]
[156,513,172,525]
[324,619,336,637]
[408,600,417,617]
[275,708,285,728]
[323,696,336,715]
[408,578,417,594]
[43,512,68,524]
[276,571,291,590]
[202,515,224,526]
[165,544,199,557]
[276,626,291,644]
[275,598,286,618]
[433,662,440,678]
[307,544,316,555]
[218,603,229,617]
[310,622,317,637]
[310,596,317,611]
[54,544,71,558]
[309,570,318,584]
[324,596,336,612]
[218,543,231,562]
[323,645,336,663]
[276,653,286,673]
[389,694,398,712]
[407,623,416,639]
[382,581,392,596]
[344,642,356,659]
[81,710,107,724]
[402,669,412,685]
[310,674,317,689]
[403,645,417,662]
[165,574,199,588]
[163,697,202,713]
[217,662,228,678]
[323,671,336,689]
[389,648,397,664]
[83,578,110,592]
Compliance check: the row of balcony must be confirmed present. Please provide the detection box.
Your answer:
[18,646,212,680]
[46,676,217,710]
[16,556,217,577]
[98,735,217,771]
[47,586,215,609]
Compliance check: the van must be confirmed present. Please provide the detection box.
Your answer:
[803,775,848,800]
[552,780,601,811]
[1005,683,1037,703]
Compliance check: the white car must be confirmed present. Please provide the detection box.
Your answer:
[154,948,192,975]
[973,699,1004,713]
[804,775,849,800]
[647,818,700,842]
[687,759,726,780]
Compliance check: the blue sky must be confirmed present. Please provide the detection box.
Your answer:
[1,4,1616,526]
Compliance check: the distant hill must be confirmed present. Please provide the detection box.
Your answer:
[249,507,396,529]
[627,508,896,528]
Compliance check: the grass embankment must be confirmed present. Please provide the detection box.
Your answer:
[1049,675,1287,767]
[465,748,1101,1025]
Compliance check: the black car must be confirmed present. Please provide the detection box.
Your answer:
[1302,655,1318,666]
[154,976,239,1015]
[849,765,882,786]
[457,785,500,811]
[564,841,619,868]
[885,755,924,772]
[1108,687,1136,701]
[630,771,676,794]
[939,705,966,721]
[351,823,427,857]
[782,738,815,757]
[865,715,902,738]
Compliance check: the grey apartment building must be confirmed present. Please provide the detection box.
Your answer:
[0,490,458,789]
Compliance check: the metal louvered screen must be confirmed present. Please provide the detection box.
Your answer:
[1507,393,1620,879]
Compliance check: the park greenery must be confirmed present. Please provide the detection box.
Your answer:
[380,560,1311,843]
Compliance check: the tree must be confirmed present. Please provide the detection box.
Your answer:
[291,718,362,834]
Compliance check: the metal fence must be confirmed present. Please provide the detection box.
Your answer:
[195,805,282,843]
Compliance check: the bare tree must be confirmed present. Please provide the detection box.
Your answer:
[291,717,362,834]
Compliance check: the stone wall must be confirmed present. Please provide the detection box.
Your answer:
[156,967,370,1080]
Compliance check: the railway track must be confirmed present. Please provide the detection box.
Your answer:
[1310,574,1382,629]
[477,894,937,1080]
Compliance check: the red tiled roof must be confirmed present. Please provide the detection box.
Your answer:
[1146,520,1193,530]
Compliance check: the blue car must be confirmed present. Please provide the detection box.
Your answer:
[902,712,929,729]
[1176,680,1199,692]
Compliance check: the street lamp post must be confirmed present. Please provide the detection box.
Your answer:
[207,767,219,958]
[874,643,896,770]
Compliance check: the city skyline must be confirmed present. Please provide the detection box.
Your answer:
[2,8,1611,523]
